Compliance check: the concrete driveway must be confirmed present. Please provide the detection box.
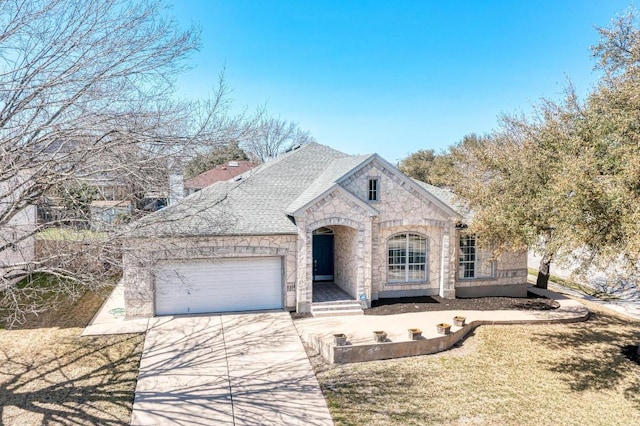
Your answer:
[130,311,333,425]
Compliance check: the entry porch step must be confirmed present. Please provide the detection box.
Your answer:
[310,300,364,318]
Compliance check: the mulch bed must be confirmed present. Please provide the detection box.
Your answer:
[364,291,560,315]
[621,345,640,365]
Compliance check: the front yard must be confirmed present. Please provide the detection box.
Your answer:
[2,285,639,426]
[0,289,144,425]
[316,299,640,425]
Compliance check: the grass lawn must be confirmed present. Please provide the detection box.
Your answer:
[36,227,107,241]
[316,299,640,425]
[0,288,144,425]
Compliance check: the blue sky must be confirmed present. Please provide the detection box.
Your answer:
[170,0,632,163]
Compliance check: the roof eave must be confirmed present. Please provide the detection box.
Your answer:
[288,184,378,218]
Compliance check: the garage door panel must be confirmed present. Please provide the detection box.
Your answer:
[155,257,283,315]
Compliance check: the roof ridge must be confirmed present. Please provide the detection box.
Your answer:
[236,142,346,177]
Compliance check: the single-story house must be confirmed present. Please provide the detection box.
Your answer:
[183,160,256,196]
[122,143,527,318]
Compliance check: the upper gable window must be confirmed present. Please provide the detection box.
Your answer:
[368,178,379,201]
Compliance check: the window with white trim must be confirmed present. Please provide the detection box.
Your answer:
[368,178,379,201]
[388,233,427,282]
[459,235,495,279]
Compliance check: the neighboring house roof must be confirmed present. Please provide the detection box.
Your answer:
[35,138,80,155]
[184,161,256,191]
[126,143,465,239]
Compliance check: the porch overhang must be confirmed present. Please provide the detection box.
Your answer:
[286,184,379,218]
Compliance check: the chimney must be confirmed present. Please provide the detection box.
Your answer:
[168,171,184,205]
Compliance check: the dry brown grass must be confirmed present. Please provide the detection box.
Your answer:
[0,289,144,425]
[316,300,640,426]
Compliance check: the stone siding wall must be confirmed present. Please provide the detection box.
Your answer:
[340,161,458,299]
[341,161,452,224]
[333,225,358,297]
[455,249,528,297]
[124,157,531,317]
[123,234,297,317]
[293,188,372,311]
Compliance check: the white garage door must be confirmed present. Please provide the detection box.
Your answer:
[154,257,283,315]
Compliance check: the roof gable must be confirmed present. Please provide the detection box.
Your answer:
[290,153,461,220]
[375,155,460,218]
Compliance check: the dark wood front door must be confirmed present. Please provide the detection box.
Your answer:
[312,234,334,281]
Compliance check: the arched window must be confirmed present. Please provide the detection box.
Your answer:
[388,233,428,282]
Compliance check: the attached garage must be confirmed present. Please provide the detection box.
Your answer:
[154,257,283,315]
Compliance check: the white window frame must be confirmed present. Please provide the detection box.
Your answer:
[388,233,428,283]
[459,235,495,279]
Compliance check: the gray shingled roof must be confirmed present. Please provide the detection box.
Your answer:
[286,154,373,214]
[126,142,468,239]
[412,179,472,222]
[127,143,350,238]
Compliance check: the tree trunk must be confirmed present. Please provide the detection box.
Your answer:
[536,257,551,289]
[536,230,554,289]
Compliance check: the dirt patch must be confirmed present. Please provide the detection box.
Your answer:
[290,312,313,320]
[365,291,559,315]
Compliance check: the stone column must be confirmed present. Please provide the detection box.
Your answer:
[123,246,155,317]
[295,225,312,313]
[439,225,456,299]
[359,217,374,308]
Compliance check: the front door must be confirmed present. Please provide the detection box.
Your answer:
[312,234,334,281]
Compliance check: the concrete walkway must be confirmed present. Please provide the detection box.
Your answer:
[295,286,590,364]
[528,253,640,301]
[524,273,640,320]
[130,312,333,426]
[81,282,628,422]
[546,281,640,320]
[81,283,148,336]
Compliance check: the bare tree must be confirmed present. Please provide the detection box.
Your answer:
[242,116,315,162]
[0,0,251,326]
